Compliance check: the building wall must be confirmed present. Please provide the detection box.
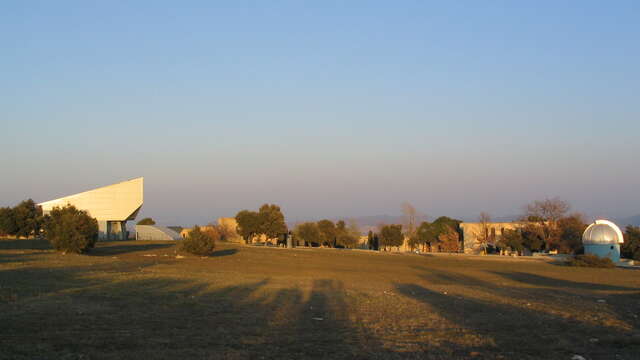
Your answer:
[217,217,242,242]
[39,178,143,222]
[459,222,525,254]
[180,226,216,239]
[585,244,621,262]
[39,178,143,241]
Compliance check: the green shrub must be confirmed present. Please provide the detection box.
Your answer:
[181,226,215,256]
[567,254,615,268]
[44,205,98,254]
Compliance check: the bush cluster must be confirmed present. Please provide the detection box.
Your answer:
[567,254,615,268]
[45,205,98,253]
[181,226,216,256]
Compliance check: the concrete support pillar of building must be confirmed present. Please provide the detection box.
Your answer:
[98,221,108,241]
[97,220,128,241]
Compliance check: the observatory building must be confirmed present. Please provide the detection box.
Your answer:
[582,219,624,262]
[39,177,143,241]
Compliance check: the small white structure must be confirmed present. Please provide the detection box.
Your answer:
[135,225,182,241]
[582,219,624,262]
[39,178,143,241]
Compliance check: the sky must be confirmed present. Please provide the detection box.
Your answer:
[1,1,639,226]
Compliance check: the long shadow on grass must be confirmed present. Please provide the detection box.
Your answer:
[492,271,636,291]
[91,242,175,256]
[492,270,640,334]
[0,238,51,250]
[396,268,640,360]
[0,263,406,359]
[0,252,43,265]
[211,248,238,257]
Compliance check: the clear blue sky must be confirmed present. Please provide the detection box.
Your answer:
[2,1,639,225]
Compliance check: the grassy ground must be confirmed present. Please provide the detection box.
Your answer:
[1,239,639,360]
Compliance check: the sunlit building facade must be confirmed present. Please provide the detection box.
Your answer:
[39,177,143,241]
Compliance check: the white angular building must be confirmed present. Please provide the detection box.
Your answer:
[39,177,143,241]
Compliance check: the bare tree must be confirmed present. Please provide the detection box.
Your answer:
[523,197,570,251]
[475,212,492,254]
[401,202,425,251]
[524,197,569,223]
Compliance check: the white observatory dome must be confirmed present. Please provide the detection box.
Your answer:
[582,220,624,245]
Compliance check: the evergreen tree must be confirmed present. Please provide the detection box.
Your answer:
[622,226,640,261]
[0,207,17,236]
[317,219,336,247]
[258,204,287,241]
[181,225,215,256]
[13,199,43,238]
[379,224,403,250]
[235,210,260,243]
[44,205,98,253]
[295,222,321,247]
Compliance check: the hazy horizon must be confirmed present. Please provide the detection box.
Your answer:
[2,2,639,226]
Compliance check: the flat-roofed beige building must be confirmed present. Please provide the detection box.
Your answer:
[459,221,525,254]
[39,177,143,241]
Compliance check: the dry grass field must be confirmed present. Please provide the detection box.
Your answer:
[1,239,639,359]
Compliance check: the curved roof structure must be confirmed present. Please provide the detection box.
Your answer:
[582,219,624,245]
[135,225,181,241]
[38,177,143,222]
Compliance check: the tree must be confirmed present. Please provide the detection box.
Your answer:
[317,219,337,247]
[367,231,380,251]
[181,225,215,256]
[258,204,287,241]
[44,205,98,253]
[13,199,43,238]
[523,197,570,251]
[0,207,17,237]
[401,202,424,251]
[236,204,287,245]
[437,225,460,252]
[557,213,587,254]
[414,221,437,252]
[335,219,360,248]
[235,210,260,243]
[203,223,222,244]
[498,229,524,254]
[294,222,321,247]
[431,216,462,250]
[137,217,156,225]
[622,226,640,261]
[475,212,492,254]
[373,233,380,250]
[521,225,545,252]
[379,224,403,251]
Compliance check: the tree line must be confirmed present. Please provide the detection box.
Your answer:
[622,225,640,261]
[473,199,587,255]
[0,199,99,253]
[364,216,463,253]
[474,198,640,259]
[5,197,639,261]
[235,204,288,245]
[294,219,361,248]
[0,199,44,238]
